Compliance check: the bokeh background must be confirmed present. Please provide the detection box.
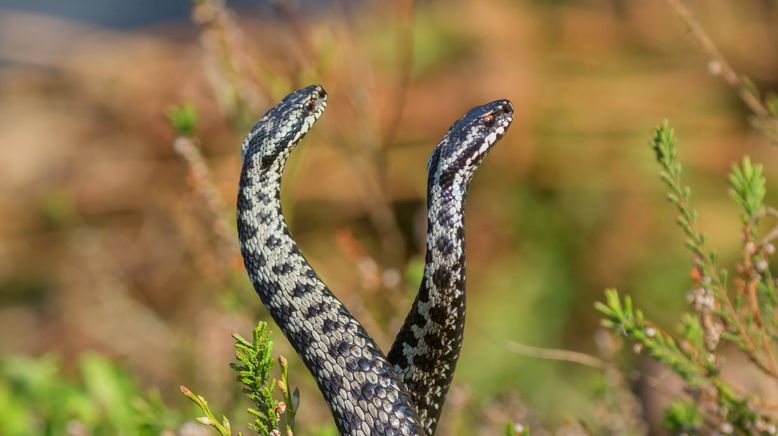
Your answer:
[1,0,777,434]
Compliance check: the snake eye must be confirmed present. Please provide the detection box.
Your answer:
[304,99,315,112]
[481,114,495,127]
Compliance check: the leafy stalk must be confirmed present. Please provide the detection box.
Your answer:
[231,322,285,435]
[596,121,778,433]
[181,321,298,435]
[180,386,233,436]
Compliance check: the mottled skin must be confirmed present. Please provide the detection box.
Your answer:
[387,100,514,435]
[237,85,421,435]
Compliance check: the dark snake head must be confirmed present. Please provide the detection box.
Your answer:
[241,84,328,162]
[428,99,513,188]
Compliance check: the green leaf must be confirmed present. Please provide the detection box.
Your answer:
[728,156,766,220]
[166,105,198,136]
[79,353,137,431]
[663,400,702,434]
[766,93,778,117]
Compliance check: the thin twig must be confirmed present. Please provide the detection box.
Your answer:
[758,208,778,246]
[173,136,238,259]
[476,327,607,369]
[268,0,319,74]
[192,0,268,127]
[742,208,778,376]
[663,0,769,118]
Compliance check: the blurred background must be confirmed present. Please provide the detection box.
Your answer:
[1,0,777,434]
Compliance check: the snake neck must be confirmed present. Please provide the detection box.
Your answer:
[388,181,468,435]
[237,153,303,336]
[238,151,422,435]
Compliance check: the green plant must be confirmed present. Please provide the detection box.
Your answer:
[183,321,298,436]
[505,421,531,436]
[0,353,179,436]
[664,0,778,146]
[663,400,703,435]
[232,322,298,435]
[180,385,234,436]
[596,121,778,433]
[166,105,199,137]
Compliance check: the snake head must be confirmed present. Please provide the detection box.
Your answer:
[428,99,513,187]
[241,84,328,161]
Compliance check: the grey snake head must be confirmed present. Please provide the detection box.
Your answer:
[427,99,513,188]
[241,84,328,162]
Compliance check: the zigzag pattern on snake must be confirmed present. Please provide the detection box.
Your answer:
[236,84,512,435]
[387,99,512,434]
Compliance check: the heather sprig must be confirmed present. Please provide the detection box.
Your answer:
[597,122,778,433]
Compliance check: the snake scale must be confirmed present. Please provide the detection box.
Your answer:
[237,85,512,435]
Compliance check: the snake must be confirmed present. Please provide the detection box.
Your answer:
[236,84,512,435]
[387,98,512,434]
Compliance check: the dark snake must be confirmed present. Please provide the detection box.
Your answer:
[237,85,513,435]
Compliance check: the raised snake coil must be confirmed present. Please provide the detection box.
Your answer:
[237,85,512,435]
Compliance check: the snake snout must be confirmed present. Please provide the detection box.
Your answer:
[498,100,513,115]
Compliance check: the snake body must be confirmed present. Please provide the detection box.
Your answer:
[237,85,512,435]
[387,99,513,434]
[237,85,420,435]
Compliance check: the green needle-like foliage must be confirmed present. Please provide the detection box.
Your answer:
[231,322,282,435]
[663,400,703,435]
[597,121,778,433]
[180,321,298,436]
[228,322,297,435]
[729,156,766,222]
[651,121,720,284]
[166,105,198,137]
[596,290,708,384]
